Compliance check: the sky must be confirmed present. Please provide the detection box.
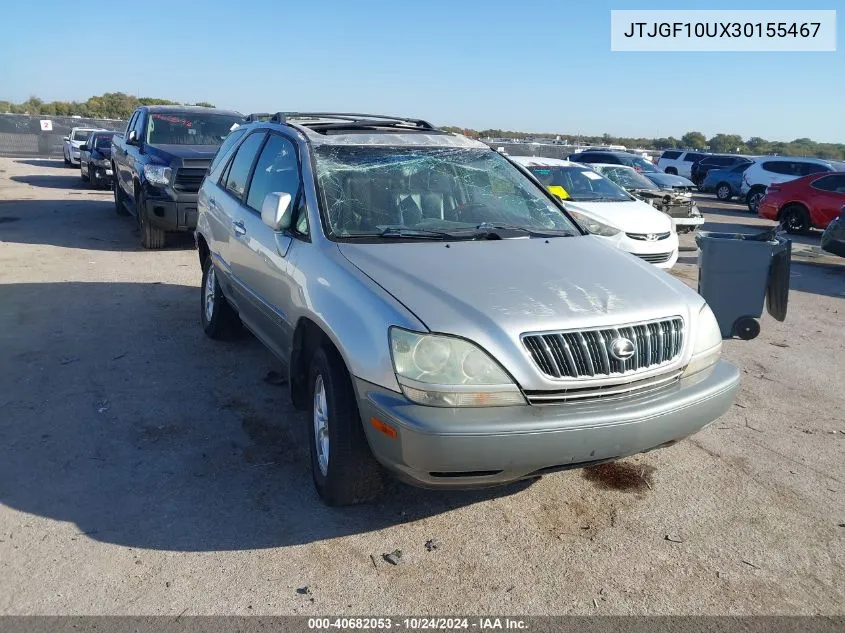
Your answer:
[0,0,843,143]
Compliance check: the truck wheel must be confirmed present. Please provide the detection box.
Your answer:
[780,204,809,234]
[308,345,384,506]
[200,256,241,339]
[63,148,70,166]
[715,183,732,201]
[113,173,129,215]
[137,192,166,249]
[665,167,677,175]
[80,163,89,182]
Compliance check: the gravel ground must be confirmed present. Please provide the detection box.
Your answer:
[0,157,843,615]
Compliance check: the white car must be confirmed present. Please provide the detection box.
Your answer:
[511,156,678,269]
[740,156,845,213]
[63,127,103,166]
[656,150,710,179]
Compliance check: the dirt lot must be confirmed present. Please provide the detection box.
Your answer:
[1,157,843,615]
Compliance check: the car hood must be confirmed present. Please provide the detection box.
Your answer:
[145,144,219,161]
[564,199,673,233]
[645,172,695,188]
[337,236,701,340]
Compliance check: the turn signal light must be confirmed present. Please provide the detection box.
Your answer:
[370,417,397,439]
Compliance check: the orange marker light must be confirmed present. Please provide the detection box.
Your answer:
[370,417,398,439]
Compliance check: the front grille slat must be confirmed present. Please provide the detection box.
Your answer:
[633,251,674,264]
[523,317,684,380]
[173,167,207,193]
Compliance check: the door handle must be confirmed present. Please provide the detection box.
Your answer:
[232,220,247,237]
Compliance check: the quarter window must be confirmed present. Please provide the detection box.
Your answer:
[125,112,138,136]
[223,132,266,199]
[762,161,793,175]
[246,134,301,213]
[208,127,247,182]
[661,151,681,160]
[797,162,830,176]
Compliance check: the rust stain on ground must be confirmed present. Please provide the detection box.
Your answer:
[583,461,655,493]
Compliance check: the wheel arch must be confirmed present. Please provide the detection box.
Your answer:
[776,200,809,220]
[290,317,343,410]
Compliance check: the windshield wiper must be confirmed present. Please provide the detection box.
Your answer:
[377,227,454,240]
[469,222,576,238]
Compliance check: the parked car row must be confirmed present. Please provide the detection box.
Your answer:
[52,107,743,505]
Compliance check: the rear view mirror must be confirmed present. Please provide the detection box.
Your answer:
[261,192,293,231]
[79,144,88,152]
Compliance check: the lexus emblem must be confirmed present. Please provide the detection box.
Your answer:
[646,233,658,241]
[609,337,636,361]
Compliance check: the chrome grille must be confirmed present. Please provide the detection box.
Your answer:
[522,317,684,379]
[626,231,671,241]
[634,251,674,264]
[525,370,682,404]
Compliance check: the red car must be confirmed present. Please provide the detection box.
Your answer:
[758,172,845,233]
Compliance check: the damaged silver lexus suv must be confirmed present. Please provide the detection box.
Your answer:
[195,112,740,506]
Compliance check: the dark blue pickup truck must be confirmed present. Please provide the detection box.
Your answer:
[111,105,243,248]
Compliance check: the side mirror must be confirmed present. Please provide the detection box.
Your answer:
[63,136,70,141]
[79,144,89,152]
[127,130,139,145]
[261,192,293,231]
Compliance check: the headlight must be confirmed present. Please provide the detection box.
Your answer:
[567,210,621,237]
[389,328,525,407]
[143,165,172,186]
[682,304,722,378]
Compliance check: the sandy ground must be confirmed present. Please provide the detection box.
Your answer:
[0,157,843,615]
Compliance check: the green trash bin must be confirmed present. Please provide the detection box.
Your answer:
[695,229,791,340]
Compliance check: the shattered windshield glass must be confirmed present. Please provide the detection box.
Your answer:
[314,146,579,238]
[595,165,658,191]
[527,166,631,202]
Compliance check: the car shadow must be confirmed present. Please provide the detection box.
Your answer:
[13,158,71,169]
[789,260,845,298]
[0,281,534,552]
[11,173,95,190]
[0,199,194,251]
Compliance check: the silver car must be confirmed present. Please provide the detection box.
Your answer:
[195,113,740,506]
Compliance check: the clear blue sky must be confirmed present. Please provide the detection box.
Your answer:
[1,0,842,142]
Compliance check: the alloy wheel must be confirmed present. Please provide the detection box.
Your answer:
[313,374,330,477]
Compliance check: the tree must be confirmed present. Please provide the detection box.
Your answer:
[681,131,707,149]
[746,137,769,153]
[708,133,745,153]
[193,101,215,108]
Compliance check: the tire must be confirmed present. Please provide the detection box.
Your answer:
[200,256,241,339]
[63,148,70,166]
[780,204,810,234]
[80,161,89,182]
[733,317,760,341]
[308,345,384,506]
[715,183,732,201]
[113,171,129,215]
[665,167,678,175]
[137,190,166,249]
[746,188,765,214]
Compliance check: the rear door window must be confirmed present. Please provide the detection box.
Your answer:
[683,152,706,163]
[797,162,830,176]
[762,161,793,175]
[223,132,266,200]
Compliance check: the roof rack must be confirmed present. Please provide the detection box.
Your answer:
[268,112,437,131]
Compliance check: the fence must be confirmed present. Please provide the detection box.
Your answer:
[0,114,127,158]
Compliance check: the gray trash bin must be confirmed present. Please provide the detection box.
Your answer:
[695,230,791,340]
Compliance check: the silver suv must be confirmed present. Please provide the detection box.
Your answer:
[195,112,740,506]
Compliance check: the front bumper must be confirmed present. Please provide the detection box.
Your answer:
[357,360,740,488]
[600,231,680,269]
[89,164,114,183]
[141,186,199,231]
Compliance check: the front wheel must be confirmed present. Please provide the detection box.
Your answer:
[308,346,383,506]
[715,183,732,201]
[113,172,129,215]
[137,191,166,249]
[80,162,89,182]
[63,148,70,166]
[665,167,677,175]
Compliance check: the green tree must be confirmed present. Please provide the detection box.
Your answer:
[193,101,216,108]
[708,133,745,153]
[681,131,707,149]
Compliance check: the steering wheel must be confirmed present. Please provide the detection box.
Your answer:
[451,202,492,224]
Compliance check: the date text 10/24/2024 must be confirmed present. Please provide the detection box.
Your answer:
[307,618,528,630]
[610,10,836,52]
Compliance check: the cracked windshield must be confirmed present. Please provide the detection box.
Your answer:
[314,146,578,238]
